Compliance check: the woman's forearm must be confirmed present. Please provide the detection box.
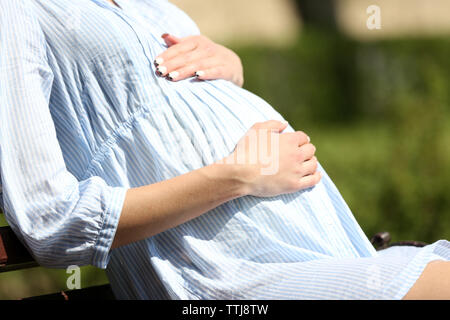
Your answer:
[111,161,247,248]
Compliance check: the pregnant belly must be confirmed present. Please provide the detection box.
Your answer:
[159,81,344,242]
[146,80,373,263]
[159,79,289,170]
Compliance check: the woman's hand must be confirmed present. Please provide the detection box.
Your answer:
[221,120,321,197]
[114,119,318,247]
[154,34,244,87]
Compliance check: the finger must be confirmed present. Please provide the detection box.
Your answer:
[195,65,243,86]
[162,33,181,47]
[194,65,227,81]
[251,120,289,133]
[297,143,316,161]
[282,131,310,147]
[299,157,318,176]
[166,65,197,81]
[298,171,322,189]
[167,57,226,81]
[195,64,242,81]
[160,54,215,78]
[194,58,243,87]
[154,40,198,69]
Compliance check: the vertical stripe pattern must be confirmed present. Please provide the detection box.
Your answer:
[1,0,448,299]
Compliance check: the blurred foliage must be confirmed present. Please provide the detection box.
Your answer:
[1,28,450,299]
[293,0,338,30]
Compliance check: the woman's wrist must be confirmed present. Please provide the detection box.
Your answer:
[209,157,253,199]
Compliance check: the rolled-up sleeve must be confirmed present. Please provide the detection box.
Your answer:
[0,1,128,269]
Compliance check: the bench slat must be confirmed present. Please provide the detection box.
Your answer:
[0,226,38,273]
[0,212,116,299]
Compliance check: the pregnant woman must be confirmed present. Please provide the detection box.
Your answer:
[1,0,449,299]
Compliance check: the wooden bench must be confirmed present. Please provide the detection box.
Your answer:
[0,211,428,300]
[0,211,115,300]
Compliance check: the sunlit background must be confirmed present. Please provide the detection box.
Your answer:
[1,0,449,299]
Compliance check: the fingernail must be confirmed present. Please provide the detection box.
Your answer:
[195,70,205,77]
[154,57,164,66]
[168,71,179,81]
[307,136,311,143]
[156,65,167,75]
[281,120,288,125]
[161,33,169,38]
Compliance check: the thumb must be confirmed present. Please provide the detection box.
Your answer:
[162,33,182,47]
[253,120,289,133]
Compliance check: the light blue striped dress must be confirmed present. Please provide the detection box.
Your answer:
[1,0,449,300]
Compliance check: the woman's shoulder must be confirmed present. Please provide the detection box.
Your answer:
[0,1,51,59]
[0,0,40,22]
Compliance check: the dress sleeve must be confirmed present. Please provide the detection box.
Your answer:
[0,0,128,269]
